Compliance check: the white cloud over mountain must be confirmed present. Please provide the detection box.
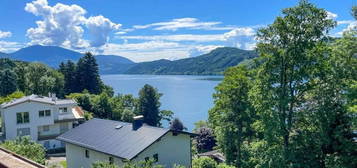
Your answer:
[119,27,257,50]
[25,0,120,48]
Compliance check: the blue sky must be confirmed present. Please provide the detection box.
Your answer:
[0,0,356,62]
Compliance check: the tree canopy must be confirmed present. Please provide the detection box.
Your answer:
[209,1,357,168]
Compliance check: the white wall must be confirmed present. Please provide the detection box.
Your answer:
[1,101,75,150]
[66,143,123,168]
[65,132,192,168]
[2,102,55,141]
[134,132,191,168]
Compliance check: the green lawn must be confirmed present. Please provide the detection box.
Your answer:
[60,161,67,168]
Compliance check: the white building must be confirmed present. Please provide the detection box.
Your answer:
[57,117,196,168]
[0,94,84,149]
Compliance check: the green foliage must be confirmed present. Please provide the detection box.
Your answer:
[195,127,216,153]
[0,68,18,96]
[126,47,257,75]
[209,1,356,168]
[26,63,64,96]
[1,136,46,165]
[170,118,186,131]
[92,93,113,118]
[92,162,119,168]
[59,60,77,95]
[137,84,173,126]
[76,52,102,94]
[192,157,217,168]
[0,91,25,104]
[209,65,255,167]
[352,6,357,20]
[67,86,172,125]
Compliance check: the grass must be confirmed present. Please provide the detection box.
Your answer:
[60,161,67,168]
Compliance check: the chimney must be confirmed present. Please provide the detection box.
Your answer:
[48,93,57,101]
[132,115,144,130]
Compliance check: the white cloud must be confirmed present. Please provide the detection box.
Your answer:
[0,41,24,53]
[133,17,235,31]
[335,20,357,36]
[120,34,224,42]
[0,31,12,39]
[119,27,257,51]
[85,15,121,47]
[223,28,256,50]
[326,11,338,20]
[188,45,222,57]
[93,41,221,62]
[337,20,355,25]
[25,0,120,48]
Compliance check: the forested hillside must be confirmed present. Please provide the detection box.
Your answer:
[126,47,258,75]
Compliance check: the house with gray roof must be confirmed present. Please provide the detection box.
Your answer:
[0,94,84,149]
[57,117,196,168]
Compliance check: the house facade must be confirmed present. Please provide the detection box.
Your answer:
[57,118,195,168]
[0,94,84,149]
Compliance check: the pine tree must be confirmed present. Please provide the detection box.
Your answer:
[137,84,162,126]
[60,60,78,94]
[0,69,18,96]
[76,52,102,94]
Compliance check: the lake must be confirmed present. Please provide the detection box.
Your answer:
[101,74,222,130]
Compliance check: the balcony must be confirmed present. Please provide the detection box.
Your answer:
[37,133,59,141]
[55,107,84,123]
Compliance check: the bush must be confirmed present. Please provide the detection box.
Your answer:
[1,136,46,164]
[192,157,217,168]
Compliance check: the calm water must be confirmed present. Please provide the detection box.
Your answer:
[101,74,222,130]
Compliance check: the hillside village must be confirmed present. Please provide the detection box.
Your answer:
[0,1,356,168]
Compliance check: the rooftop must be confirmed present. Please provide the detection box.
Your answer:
[1,94,76,108]
[57,118,195,160]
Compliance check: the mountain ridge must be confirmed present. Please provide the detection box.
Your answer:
[3,45,135,74]
[2,45,258,75]
[125,47,258,75]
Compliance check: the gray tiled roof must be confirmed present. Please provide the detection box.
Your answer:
[57,118,170,160]
[1,94,76,108]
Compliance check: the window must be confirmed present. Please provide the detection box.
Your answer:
[17,128,30,136]
[16,112,29,124]
[145,157,149,162]
[45,110,51,116]
[153,154,158,162]
[39,111,44,117]
[109,157,114,164]
[43,125,50,132]
[85,149,90,158]
[59,107,68,113]
[39,110,51,117]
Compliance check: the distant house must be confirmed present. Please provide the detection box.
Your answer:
[0,94,84,149]
[57,117,196,168]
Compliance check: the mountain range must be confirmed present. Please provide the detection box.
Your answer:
[125,47,257,75]
[0,45,257,75]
